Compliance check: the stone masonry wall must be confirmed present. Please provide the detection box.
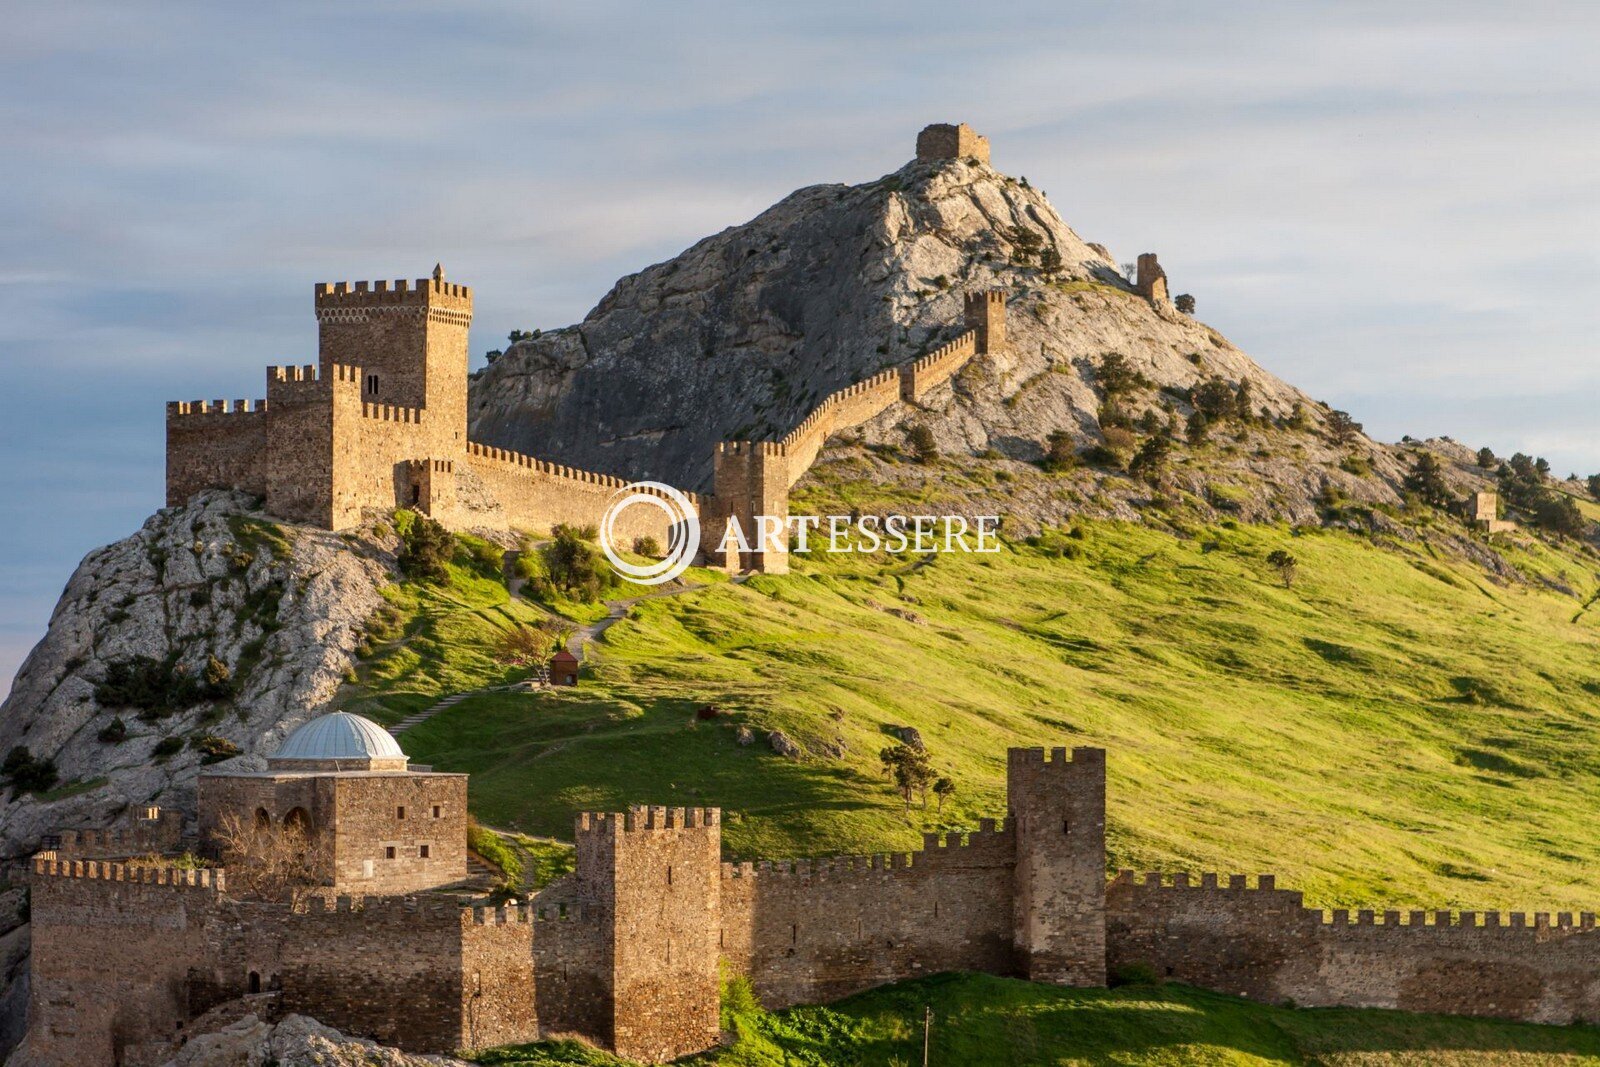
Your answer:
[1107,872,1600,1024]
[327,774,469,894]
[916,123,991,164]
[460,442,700,550]
[166,403,269,509]
[719,821,1016,1009]
[24,861,225,1066]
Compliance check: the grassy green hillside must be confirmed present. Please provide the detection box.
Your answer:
[473,974,1600,1065]
[370,506,1600,912]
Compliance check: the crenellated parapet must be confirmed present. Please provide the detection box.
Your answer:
[168,398,266,418]
[314,267,473,328]
[32,857,225,893]
[575,806,721,835]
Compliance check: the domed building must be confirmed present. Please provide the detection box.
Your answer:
[197,711,467,893]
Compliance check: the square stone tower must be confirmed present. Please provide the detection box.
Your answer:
[916,123,990,164]
[1008,746,1107,985]
[573,806,723,1064]
[314,264,473,434]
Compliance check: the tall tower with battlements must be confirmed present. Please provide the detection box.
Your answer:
[314,264,473,436]
[964,289,1007,355]
[1008,746,1107,985]
[573,806,723,1064]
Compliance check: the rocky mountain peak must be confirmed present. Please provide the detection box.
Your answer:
[468,128,1316,492]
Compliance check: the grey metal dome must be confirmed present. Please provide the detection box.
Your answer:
[271,712,407,769]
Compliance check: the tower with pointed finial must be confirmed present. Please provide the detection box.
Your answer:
[312,267,473,428]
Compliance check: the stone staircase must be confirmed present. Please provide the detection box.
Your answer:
[387,692,472,737]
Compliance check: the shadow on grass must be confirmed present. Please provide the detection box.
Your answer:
[401,689,887,853]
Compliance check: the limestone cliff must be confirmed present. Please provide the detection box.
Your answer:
[468,147,1411,524]
[0,491,388,858]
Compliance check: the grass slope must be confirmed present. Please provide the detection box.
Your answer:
[475,974,1600,1066]
[392,513,1600,912]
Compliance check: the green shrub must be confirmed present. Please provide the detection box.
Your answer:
[191,734,241,764]
[632,536,662,559]
[1,747,57,795]
[94,654,233,719]
[534,526,618,603]
[398,514,455,582]
[904,423,938,464]
[97,718,127,744]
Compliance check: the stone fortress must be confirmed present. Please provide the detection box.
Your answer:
[24,122,1582,1062]
[165,131,1014,577]
[25,715,1600,1066]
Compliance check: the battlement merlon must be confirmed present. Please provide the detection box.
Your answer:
[1007,745,1106,772]
[314,264,473,318]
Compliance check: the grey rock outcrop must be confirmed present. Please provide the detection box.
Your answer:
[0,490,390,857]
[472,154,1308,483]
[163,1013,467,1067]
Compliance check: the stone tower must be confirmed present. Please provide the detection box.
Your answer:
[1134,253,1170,307]
[916,123,990,164]
[574,806,723,1064]
[1008,746,1107,985]
[709,442,790,574]
[314,264,474,433]
[964,289,1007,355]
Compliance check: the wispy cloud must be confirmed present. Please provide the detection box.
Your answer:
[1,1,1597,689]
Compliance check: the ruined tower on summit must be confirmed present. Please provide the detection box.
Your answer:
[916,122,991,164]
[1134,253,1170,307]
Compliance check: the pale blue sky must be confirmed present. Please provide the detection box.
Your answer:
[2,1,1596,694]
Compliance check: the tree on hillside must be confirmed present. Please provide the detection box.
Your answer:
[1192,379,1237,421]
[1325,410,1361,447]
[398,515,455,583]
[1587,474,1600,502]
[904,423,939,464]
[932,776,957,814]
[1403,452,1453,509]
[1185,410,1210,446]
[1476,447,1497,469]
[1039,246,1063,275]
[541,525,617,601]
[1128,435,1171,484]
[1041,430,1078,473]
[1535,456,1552,481]
[1536,496,1585,538]
[1174,293,1196,315]
[1095,353,1147,397]
[1266,549,1298,589]
[879,743,934,810]
[496,620,571,666]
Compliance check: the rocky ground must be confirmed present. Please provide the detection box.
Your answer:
[160,1014,468,1067]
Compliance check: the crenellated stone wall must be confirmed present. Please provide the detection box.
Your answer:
[166,267,1000,576]
[32,740,1593,1066]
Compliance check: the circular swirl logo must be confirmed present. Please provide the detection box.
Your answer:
[600,481,701,586]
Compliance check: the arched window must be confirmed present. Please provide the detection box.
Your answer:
[248,971,261,994]
[283,807,312,833]
[253,808,271,829]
